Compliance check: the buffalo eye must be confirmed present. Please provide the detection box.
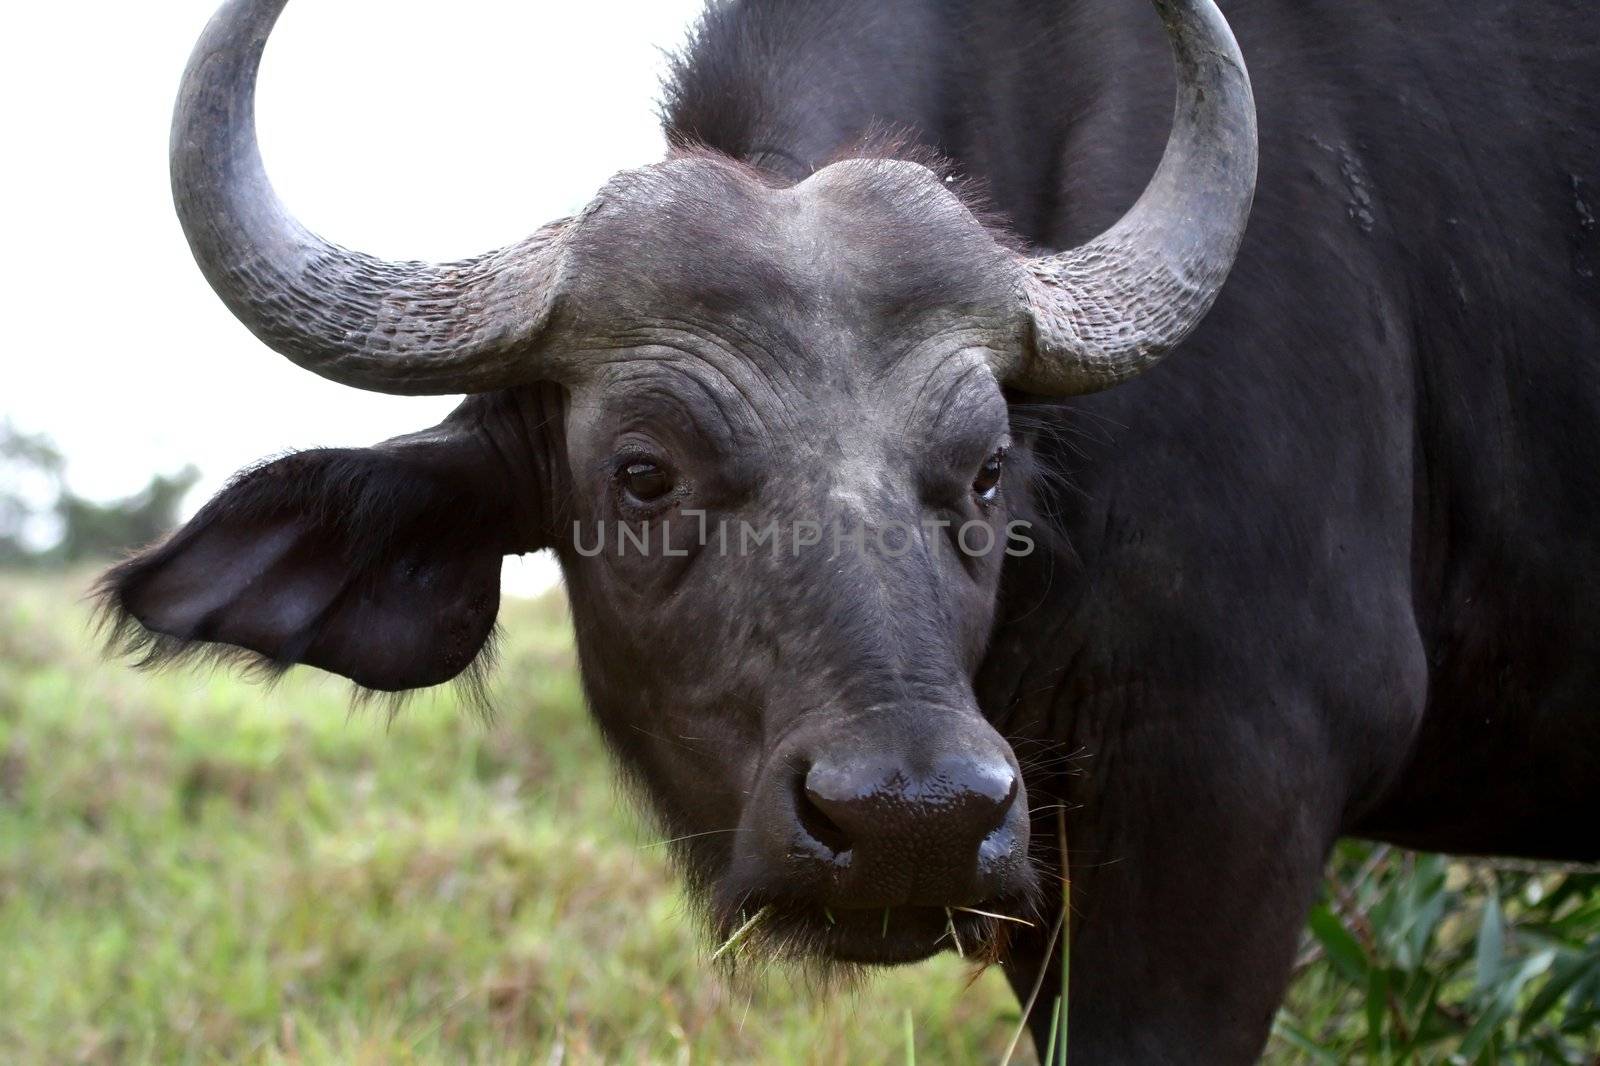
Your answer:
[618,459,672,504]
[973,448,1006,503]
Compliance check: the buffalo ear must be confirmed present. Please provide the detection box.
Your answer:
[97,420,523,697]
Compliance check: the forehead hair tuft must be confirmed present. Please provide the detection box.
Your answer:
[661,131,1030,256]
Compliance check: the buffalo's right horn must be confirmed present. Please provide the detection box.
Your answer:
[172,0,571,395]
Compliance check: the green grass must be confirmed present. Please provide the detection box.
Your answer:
[2,570,1595,1064]
[0,572,1025,1064]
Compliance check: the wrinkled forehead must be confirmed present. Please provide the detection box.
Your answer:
[560,155,1023,369]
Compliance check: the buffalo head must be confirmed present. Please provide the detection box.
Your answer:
[101,0,1255,965]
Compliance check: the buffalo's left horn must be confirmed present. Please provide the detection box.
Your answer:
[172,0,571,395]
[997,0,1258,395]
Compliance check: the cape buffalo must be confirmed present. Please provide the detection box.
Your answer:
[101,0,1599,1059]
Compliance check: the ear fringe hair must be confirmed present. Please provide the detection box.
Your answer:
[91,575,504,722]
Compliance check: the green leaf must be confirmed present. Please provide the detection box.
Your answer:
[1462,950,1556,1058]
[1269,1014,1340,1065]
[1308,904,1369,984]
[1395,972,1445,1058]
[1475,892,1504,996]
[1497,949,1556,1012]
[1365,966,1390,1061]
[1519,953,1590,1034]
[1458,1000,1510,1062]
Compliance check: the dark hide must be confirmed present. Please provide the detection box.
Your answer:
[105,1,1599,1062]
[665,0,1600,1059]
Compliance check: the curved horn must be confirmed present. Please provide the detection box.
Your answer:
[999,0,1258,395]
[172,0,570,395]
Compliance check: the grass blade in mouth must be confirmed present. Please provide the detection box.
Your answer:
[1042,994,1061,1066]
[950,906,1035,927]
[1057,805,1071,1065]
[710,905,773,962]
[944,909,966,958]
[998,807,1073,1066]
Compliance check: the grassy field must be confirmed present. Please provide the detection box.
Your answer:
[2,570,1596,1064]
[0,572,1026,1064]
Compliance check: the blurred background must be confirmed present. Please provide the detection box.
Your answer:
[2,1,1596,1063]
[3,0,715,594]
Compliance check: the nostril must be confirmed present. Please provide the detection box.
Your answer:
[795,774,853,856]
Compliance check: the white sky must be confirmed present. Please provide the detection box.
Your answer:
[2,0,706,592]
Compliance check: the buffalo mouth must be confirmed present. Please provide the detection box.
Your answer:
[711,895,1037,967]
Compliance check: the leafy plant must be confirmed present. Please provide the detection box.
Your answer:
[1273,842,1600,1063]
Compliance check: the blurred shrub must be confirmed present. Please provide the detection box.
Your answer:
[0,421,197,567]
[1275,842,1600,1063]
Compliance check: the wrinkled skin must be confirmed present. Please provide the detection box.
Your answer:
[103,0,1600,1062]
[546,159,1040,957]
[110,153,1050,958]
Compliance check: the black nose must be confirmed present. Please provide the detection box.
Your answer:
[791,752,1022,906]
